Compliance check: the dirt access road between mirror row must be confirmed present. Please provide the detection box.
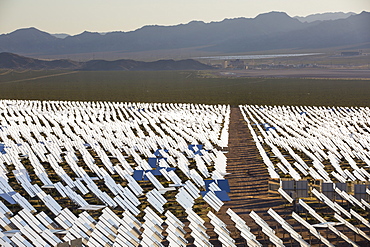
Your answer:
[206,107,366,246]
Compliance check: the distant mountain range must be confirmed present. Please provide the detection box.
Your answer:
[0,11,369,59]
[293,12,356,23]
[0,52,213,71]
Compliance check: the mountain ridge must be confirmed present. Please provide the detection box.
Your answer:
[294,12,356,23]
[0,52,214,71]
[0,11,369,59]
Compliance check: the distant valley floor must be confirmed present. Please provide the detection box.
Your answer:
[215,68,370,79]
[1,70,370,106]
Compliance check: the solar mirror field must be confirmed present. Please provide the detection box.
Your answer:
[0,71,370,246]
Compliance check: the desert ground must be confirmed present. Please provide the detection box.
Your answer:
[217,68,370,79]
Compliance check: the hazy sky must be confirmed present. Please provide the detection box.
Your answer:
[1,0,369,35]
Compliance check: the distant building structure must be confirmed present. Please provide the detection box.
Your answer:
[223,59,246,69]
[228,59,245,69]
